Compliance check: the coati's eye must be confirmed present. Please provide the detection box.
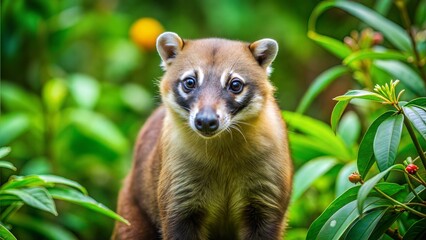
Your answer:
[228,78,244,94]
[182,77,197,93]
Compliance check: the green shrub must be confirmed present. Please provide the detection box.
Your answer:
[0,147,128,240]
[288,1,426,239]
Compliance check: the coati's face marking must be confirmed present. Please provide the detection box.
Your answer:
[157,32,278,139]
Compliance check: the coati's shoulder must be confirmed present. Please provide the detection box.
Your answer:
[133,106,165,160]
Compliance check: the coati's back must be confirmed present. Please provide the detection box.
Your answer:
[114,32,292,240]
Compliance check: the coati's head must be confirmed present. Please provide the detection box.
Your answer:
[157,32,278,139]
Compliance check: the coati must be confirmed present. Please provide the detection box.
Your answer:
[113,32,293,240]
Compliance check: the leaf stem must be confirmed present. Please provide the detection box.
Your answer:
[406,202,426,207]
[374,186,426,218]
[395,169,423,185]
[415,172,426,187]
[402,110,426,169]
[0,202,23,223]
[395,0,426,83]
[404,172,424,202]
[385,228,403,240]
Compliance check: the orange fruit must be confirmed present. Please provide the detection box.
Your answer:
[130,18,164,51]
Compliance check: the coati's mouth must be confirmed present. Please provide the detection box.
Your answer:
[192,126,228,139]
[195,130,218,138]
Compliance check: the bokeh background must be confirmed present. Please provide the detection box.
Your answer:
[1,0,418,239]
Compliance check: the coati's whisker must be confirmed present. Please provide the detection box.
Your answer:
[230,124,248,144]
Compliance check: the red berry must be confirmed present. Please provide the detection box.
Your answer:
[406,164,419,174]
[372,32,383,45]
[348,172,361,183]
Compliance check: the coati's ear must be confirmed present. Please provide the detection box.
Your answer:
[249,39,278,73]
[156,32,184,69]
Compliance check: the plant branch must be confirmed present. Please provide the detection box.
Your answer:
[402,111,426,169]
[404,172,424,202]
[395,0,426,83]
[0,202,23,223]
[374,186,426,218]
[395,169,424,184]
[406,202,426,207]
[386,228,403,240]
[415,172,426,187]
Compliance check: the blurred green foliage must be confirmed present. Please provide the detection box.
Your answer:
[1,0,421,239]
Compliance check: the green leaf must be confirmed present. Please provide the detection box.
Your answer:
[308,187,359,239]
[0,113,30,146]
[337,111,361,148]
[333,90,386,102]
[0,223,16,240]
[284,111,350,160]
[1,175,87,195]
[368,211,402,240]
[316,197,389,240]
[357,164,405,214]
[64,109,128,154]
[0,161,16,171]
[343,50,408,65]
[405,185,425,203]
[48,187,129,225]
[42,78,68,112]
[38,175,88,195]
[307,183,402,239]
[307,31,352,59]
[7,214,77,240]
[403,218,426,240]
[317,200,359,240]
[68,74,100,109]
[0,175,47,190]
[1,188,57,215]
[367,210,401,240]
[310,1,411,52]
[373,114,404,172]
[336,162,357,197]
[374,0,392,15]
[289,133,342,159]
[358,111,395,177]
[331,100,350,132]
[374,60,426,96]
[406,97,426,107]
[121,83,154,113]
[0,147,11,159]
[297,65,349,114]
[291,157,338,202]
[415,0,426,26]
[0,82,42,114]
[345,208,388,240]
[403,106,426,140]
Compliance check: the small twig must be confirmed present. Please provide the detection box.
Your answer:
[395,0,426,83]
[406,202,426,207]
[374,187,426,218]
[415,172,426,187]
[386,228,403,240]
[404,172,424,202]
[0,202,23,223]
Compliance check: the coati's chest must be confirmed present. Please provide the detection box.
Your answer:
[162,138,283,236]
[165,158,251,236]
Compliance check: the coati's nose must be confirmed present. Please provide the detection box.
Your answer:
[195,107,219,133]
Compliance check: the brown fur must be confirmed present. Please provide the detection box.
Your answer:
[113,33,292,240]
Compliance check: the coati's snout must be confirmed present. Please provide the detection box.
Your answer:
[194,106,219,135]
[189,99,230,138]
